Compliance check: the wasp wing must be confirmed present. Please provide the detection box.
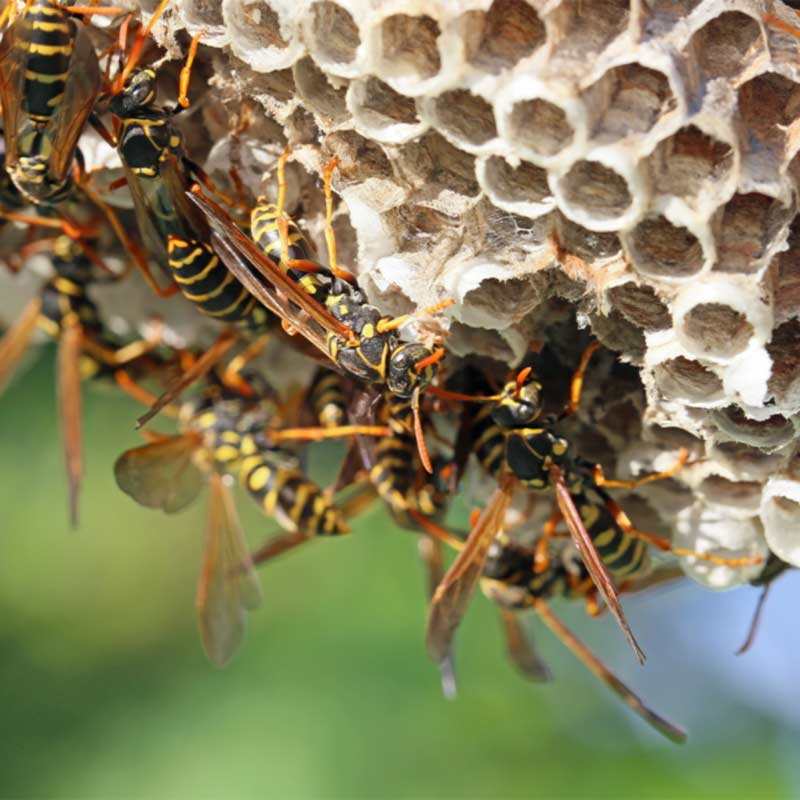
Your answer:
[0,9,30,169]
[47,19,101,184]
[497,608,552,682]
[550,465,645,664]
[197,473,262,667]
[425,475,515,665]
[57,322,83,527]
[187,185,354,349]
[0,295,41,394]
[114,433,205,513]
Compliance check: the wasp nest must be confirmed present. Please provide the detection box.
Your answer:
[5,0,800,589]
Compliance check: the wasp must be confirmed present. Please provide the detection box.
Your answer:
[736,553,793,655]
[186,156,452,473]
[0,234,165,525]
[113,372,362,664]
[426,344,764,667]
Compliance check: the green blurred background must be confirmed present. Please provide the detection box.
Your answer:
[1,349,798,799]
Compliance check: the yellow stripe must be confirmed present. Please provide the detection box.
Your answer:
[592,527,617,549]
[170,245,206,268]
[185,270,234,302]
[247,465,272,492]
[173,255,221,285]
[290,483,312,524]
[24,69,68,84]
[206,286,250,318]
[28,42,73,56]
[30,19,69,32]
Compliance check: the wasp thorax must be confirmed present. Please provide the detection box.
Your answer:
[491,379,543,428]
[387,343,438,397]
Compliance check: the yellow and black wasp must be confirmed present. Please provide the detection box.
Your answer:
[0,234,165,525]
[425,344,764,668]
[113,372,356,665]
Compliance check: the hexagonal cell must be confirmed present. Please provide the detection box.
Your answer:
[346,76,424,144]
[377,13,442,83]
[557,0,629,58]
[396,132,480,208]
[555,160,632,225]
[713,441,788,482]
[689,11,764,81]
[649,125,734,204]
[586,63,676,144]
[761,478,800,568]
[645,424,704,454]
[462,273,550,325]
[588,309,645,363]
[478,156,552,217]
[293,58,349,127]
[626,215,704,280]
[321,130,396,199]
[653,357,724,403]
[505,97,575,160]
[767,220,800,324]
[460,0,545,74]
[767,319,800,408]
[711,406,796,450]
[382,203,457,254]
[306,2,360,73]
[714,193,791,274]
[605,283,670,332]
[683,303,754,360]
[553,213,621,263]
[426,89,498,152]
[697,475,763,515]
[738,72,800,157]
[182,0,229,45]
[224,0,303,72]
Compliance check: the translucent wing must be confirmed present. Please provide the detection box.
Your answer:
[418,535,457,699]
[425,475,515,665]
[197,473,263,667]
[0,296,41,394]
[114,433,205,513]
[187,185,354,353]
[46,20,101,183]
[550,465,645,664]
[497,608,552,682]
[57,322,83,527]
[0,9,31,168]
[533,598,687,744]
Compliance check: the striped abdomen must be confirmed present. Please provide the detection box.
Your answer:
[38,275,101,338]
[469,404,505,480]
[308,370,346,428]
[576,486,649,581]
[167,236,270,334]
[368,393,416,515]
[240,452,346,536]
[21,1,74,122]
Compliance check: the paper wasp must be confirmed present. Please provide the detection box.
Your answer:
[425,344,764,667]
[113,370,387,664]
[0,234,164,525]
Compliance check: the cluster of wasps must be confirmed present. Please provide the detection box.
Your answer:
[0,0,780,745]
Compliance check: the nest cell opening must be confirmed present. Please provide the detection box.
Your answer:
[462,274,548,323]
[588,63,675,144]
[184,0,225,28]
[605,282,670,331]
[714,193,788,274]
[650,125,734,202]
[653,356,723,403]
[461,0,545,74]
[293,58,349,126]
[738,73,800,155]
[507,98,574,159]
[354,77,418,126]
[690,11,764,81]
[430,90,497,148]
[378,14,442,82]
[712,406,795,449]
[681,302,754,359]
[322,130,394,185]
[227,1,289,53]
[399,132,480,201]
[557,160,632,224]
[767,319,800,407]
[698,475,763,512]
[308,2,360,69]
[767,221,800,324]
[559,0,629,57]
[761,482,800,566]
[554,213,621,262]
[481,156,551,210]
[627,215,704,279]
